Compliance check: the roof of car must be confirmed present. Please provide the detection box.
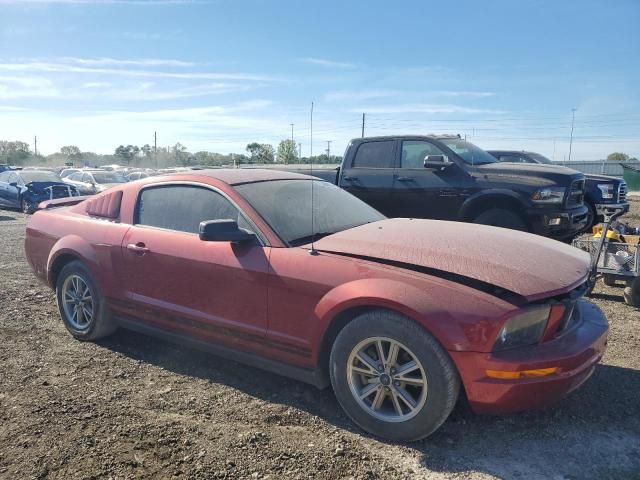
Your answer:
[350,134,462,143]
[185,168,315,185]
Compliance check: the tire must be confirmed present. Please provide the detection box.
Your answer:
[329,310,460,442]
[582,202,596,234]
[473,208,527,231]
[602,274,617,287]
[21,198,33,214]
[55,260,117,341]
[623,277,640,308]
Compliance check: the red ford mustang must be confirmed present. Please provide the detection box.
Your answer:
[24,169,608,441]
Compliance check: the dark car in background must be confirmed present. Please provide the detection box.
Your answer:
[488,150,629,230]
[0,169,78,213]
[62,169,128,195]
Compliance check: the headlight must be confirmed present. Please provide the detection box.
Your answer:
[597,183,615,199]
[493,305,550,351]
[531,187,566,204]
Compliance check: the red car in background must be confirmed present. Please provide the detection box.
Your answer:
[24,169,608,441]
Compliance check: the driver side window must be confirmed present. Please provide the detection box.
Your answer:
[136,184,252,235]
[401,141,446,168]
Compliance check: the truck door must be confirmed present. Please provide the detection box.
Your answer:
[339,140,396,216]
[392,140,472,220]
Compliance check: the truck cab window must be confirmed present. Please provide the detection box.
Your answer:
[352,141,395,168]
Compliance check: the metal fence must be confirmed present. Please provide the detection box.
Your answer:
[550,160,640,177]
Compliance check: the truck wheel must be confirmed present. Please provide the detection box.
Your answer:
[623,278,640,308]
[55,260,117,341]
[473,208,527,231]
[582,202,596,233]
[329,310,460,442]
[602,274,617,287]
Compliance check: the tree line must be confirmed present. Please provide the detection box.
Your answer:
[0,139,341,169]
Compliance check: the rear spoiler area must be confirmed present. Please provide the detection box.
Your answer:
[37,195,90,210]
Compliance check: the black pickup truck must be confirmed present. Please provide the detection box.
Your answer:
[487,150,629,231]
[295,135,589,240]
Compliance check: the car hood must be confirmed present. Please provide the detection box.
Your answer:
[312,218,590,302]
[471,162,583,187]
[585,173,620,183]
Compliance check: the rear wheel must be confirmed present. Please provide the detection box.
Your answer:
[329,310,460,442]
[473,208,527,231]
[602,274,617,287]
[582,202,596,233]
[56,261,117,340]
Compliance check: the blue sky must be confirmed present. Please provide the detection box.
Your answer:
[0,0,639,160]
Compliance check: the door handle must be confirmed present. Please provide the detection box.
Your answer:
[343,176,358,181]
[127,242,150,254]
[396,176,413,182]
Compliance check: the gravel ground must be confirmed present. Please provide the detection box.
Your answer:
[0,200,639,480]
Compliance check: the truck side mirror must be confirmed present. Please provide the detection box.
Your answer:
[424,155,452,169]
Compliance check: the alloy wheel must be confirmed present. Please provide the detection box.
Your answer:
[61,274,94,331]
[347,337,428,422]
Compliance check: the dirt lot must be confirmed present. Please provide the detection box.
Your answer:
[1,201,639,480]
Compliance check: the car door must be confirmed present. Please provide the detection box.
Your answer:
[0,171,11,206]
[4,172,22,208]
[115,183,271,353]
[392,140,473,219]
[64,172,85,193]
[82,173,98,194]
[339,140,396,216]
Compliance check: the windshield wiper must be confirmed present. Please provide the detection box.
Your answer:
[289,232,334,247]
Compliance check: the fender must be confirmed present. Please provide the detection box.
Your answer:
[459,188,527,220]
[47,235,100,286]
[312,278,500,361]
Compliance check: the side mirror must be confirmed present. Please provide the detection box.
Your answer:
[199,219,256,243]
[424,155,452,169]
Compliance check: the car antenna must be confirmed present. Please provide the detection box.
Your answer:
[309,101,318,256]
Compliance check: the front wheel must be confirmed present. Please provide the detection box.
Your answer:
[21,198,34,214]
[473,208,527,231]
[56,260,117,340]
[623,277,640,307]
[329,310,460,442]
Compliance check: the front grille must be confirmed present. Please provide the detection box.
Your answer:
[618,182,627,204]
[566,179,585,207]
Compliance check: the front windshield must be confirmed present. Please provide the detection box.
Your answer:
[235,179,385,246]
[20,171,62,183]
[92,172,127,184]
[528,152,553,164]
[440,139,498,165]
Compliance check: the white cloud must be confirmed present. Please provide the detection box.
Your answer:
[81,81,112,88]
[351,103,506,115]
[436,91,495,98]
[300,57,356,69]
[59,57,195,67]
[0,75,59,98]
[0,0,203,4]
[324,89,400,102]
[0,60,278,82]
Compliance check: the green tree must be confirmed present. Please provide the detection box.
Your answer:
[276,139,297,164]
[0,140,31,165]
[607,152,630,161]
[172,142,189,166]
[141,144,153,158]
[60,145,82,164]
[114,145,140,165]
[245,142,274,164]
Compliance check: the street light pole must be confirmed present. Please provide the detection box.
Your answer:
[568,108,577,163]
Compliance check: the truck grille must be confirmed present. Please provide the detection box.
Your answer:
[566,179,585,207]
[618,182,627,204]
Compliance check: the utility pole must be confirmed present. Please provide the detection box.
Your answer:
[34,136,37,157]
[326,140,332,163]
[298,142,302,162]
[568,108,577,163]
[289,123,294,164]
[310,102,314,158]
[361,113,365,138]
